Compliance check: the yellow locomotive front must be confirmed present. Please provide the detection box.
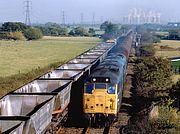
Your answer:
[83,77,119,125]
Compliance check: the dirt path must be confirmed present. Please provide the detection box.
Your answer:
[112,56,136,134]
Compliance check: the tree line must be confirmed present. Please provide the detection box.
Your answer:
[0,22,43,40]
[0,21,121,41]
[0,22,98,40]
[36,22,97,37]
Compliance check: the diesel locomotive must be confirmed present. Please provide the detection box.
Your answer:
[83,32,134,126]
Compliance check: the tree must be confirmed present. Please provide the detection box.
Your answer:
[100,21,109,30]
[169,80,180,109]
[88,28,96,35]
[1,22,29,32]
[69,29,75,36]
[136,25,161,44]
[0,31,25,40]
[48,27,59,36]
[38,26,51,36]
[36,23,68,36]
[168,29,180,40]
[24,27,43,40]
[44,22,61,28]
[58,27,68,36]
[100,21,119,34]
[74,27,88,36]
[100,21,119,41]
[105,23,119,34]
[139,45,156,57]
[135,57,173,97]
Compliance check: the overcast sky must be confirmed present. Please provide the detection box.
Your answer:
[0,0,180,24]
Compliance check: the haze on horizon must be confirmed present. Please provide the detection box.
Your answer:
[0,0,179,24]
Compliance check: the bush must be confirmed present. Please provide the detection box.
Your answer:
[58,27,68,36]
[0,31,25,40]
[8,31,25,40]
[88,28,96,36]
[139,45,156,57]
[68,30,75,36]
[135,57,173,98]
[0,32,9,39]
[74,27,89,36]
[1,22,29,32]
[24,27,43,40]
[150,101,180,133]
[169,80,180,109]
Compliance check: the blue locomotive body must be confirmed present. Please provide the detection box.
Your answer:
[83,32,134,126]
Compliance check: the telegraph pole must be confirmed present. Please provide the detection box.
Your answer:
[24,0,32,26]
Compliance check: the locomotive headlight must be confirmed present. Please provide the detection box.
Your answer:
[107,85,116,94]
[105,78,109,82]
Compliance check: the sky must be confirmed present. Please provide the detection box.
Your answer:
[0,0,180,24]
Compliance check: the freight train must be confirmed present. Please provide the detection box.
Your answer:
[83,32,134,127]
[0,43,115,134]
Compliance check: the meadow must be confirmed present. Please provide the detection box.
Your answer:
[0,36,100,97]
[0,36,100,77]
[155,40,180,58]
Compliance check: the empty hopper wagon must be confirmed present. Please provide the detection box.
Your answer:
[0,94,54,134]
[0,120,24,134]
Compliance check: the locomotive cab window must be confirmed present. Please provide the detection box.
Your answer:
[95,83,106,89]
[107,84,116,94]
[85,83,94,93]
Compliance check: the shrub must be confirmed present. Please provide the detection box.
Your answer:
[169,80,180,109]
[88,28,96,36]
[150,102,180,133]
[135,57,173,98]
[74,27,89,36]
[8,31,25,40]
[0,31,25,40]
[24,27,43,40]
[58,27,68,36]
[139,45,156,57]
[1,22,29,32]
[69,30,75,36]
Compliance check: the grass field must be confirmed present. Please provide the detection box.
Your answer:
[155,40,180,58]
[0,36,101,77]
[154,40,180,84]
[155,32,169,36]
[172,61,180,68]
[156,40,180,49]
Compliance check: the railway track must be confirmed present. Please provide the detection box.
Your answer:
[57,125,119,134]
[84,127,108,134]
[45,109,68,134]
